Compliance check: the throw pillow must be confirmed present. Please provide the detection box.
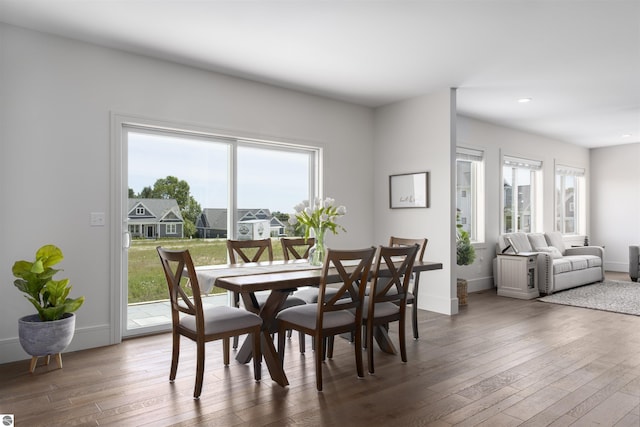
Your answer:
[537,246,563,259]
[545,231,566,255]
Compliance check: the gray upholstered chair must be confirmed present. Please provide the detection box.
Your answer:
[630,245,639,282]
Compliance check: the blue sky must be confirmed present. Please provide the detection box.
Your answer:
[128,132,309,213]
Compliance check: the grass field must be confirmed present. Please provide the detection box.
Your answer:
[128,238,286,303]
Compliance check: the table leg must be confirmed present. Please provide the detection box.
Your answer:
[236,290,290,387]
[373,324,397,354]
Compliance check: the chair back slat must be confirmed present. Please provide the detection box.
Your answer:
[389,236,427,261]
[316,248,376,321]
[370,245,419,305]
[227,239,273,264]
[157,247,203,323]
[281,237,315,260]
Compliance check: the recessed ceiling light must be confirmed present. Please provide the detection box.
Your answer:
[622,133,632,138]
[517,98,532,103]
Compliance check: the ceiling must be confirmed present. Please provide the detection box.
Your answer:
[1,0,638,148]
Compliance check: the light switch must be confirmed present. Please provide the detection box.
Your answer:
[90,212,105,227]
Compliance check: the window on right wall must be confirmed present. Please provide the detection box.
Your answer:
[555,164,586,235]
[502,155,543,233]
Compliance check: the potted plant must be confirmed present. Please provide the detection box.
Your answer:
[12,244,85,372]
[456,210,476,306]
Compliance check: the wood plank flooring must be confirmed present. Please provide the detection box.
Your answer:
[1,272,639,426]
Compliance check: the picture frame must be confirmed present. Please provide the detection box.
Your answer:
[389,172,429,209]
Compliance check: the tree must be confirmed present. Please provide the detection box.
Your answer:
[133,176,202,238]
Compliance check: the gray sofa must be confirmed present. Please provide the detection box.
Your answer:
[630,245,639,282]
[496,231,604,294]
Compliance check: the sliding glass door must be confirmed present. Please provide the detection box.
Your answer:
[118,121,320,338]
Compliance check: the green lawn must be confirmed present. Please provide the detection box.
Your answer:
[128,238,286,303]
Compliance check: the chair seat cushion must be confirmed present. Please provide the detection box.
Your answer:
[180,306,261,335]
[254,292,306,309]
[362,300,399,319]
[293,285,342,303]
[276,304,356,330]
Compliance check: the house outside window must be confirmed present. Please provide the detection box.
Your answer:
[136,207,145,215]
[555,164,585,235]
[166,224,177,234]
[502,155,542,233]
[456,146,485,242]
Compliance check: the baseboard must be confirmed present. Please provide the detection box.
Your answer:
[419,292,458,315]
[0,323,113,365]
[604,261,628,273]
[465,276,494,293]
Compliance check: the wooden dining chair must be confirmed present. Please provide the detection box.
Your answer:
[389,236,428,339]
[226,238,306,351]
[363,244,418,374]
[284,237,344,302]
[276,247,376,391]
[282,237,346,353]
[280,237,315,261]
[156,246,262,399]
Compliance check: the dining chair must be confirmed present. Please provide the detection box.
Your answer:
[276,247,376,391]
[156,246,262,399]
[226,238,306,351]
[284,237,344,302]
[280,237,315,261]
[389,236,428,339]
[282,237,345,354]
[363,244,418,374]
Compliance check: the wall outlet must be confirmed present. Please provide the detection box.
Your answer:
[90,212,105,227]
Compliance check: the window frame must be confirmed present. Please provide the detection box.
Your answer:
[555,163,586,235]
[501,154,543,234]
[456,146,485,243]
[116,116,323,339]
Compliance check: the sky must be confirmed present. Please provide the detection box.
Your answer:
[128,131,310,213]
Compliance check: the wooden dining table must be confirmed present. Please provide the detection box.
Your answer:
[193,258,443,387]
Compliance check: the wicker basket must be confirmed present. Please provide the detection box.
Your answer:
[457,278,468,306]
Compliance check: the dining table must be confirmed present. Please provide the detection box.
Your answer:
[192,258,443,387]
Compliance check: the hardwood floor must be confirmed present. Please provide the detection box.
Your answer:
[1,273,639,426]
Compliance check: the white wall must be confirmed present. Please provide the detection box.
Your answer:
[591,143,640,272]
[456,116,591,291]
[0,24,374,363]
[373,90,457,315]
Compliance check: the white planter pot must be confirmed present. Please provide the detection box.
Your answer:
[18,313,76,357]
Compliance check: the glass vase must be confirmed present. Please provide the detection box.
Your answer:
[308,227,326,266]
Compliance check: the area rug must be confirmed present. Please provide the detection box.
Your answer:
[538,280,640,316]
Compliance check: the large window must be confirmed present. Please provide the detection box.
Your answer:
[502,155,542,233]
[456,147,485,242]
[555,164,585,234]
[124,124,320,335]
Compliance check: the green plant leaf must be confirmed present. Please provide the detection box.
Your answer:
[36,245,64,269]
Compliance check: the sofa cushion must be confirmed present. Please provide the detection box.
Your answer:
[565,256,588,270]
[553,259,572,274]
[583,255,602,268]
[527,233,547,250]
[538,246,563,259]
[545,231,567,255]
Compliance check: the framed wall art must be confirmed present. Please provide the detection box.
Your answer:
[389,171,429,209]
